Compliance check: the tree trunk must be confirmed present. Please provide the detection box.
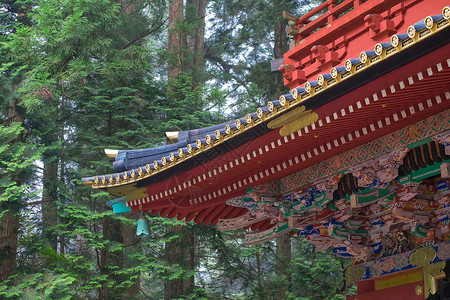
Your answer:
[276,233,292,299]
[273,0,289,97]
[42,158,58,251]
[0,211,19,282]
[123,214,141,299]
[164,225,195,299]
[0,98,23,282]
[168,0,184,80]
[186,0,207,88]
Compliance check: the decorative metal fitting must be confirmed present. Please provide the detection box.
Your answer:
[267,101,274,112]
[235,119,241,130]
[344,60,353,71]
[359,52,368,64]
[161,157,166,166]
[279,95,287,106]
[169,152,175,162]
[391,35,399,47]
[225,125,231,134]
[317,74,325,86]
[330,67,338,78]
[153,160,158,169]
[304,82,312,93]
[443,6,450,20]
[407,25,416,38]
[145,164,151,173]
[205,135,212,144]
[196,139,202,148]
[178,148,183,157]
[256,108,263,118]
[187,144,193,153]
[214,130,221,139]
[245,114,252,124]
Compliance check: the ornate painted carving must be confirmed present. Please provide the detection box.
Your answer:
[244,222,290,245]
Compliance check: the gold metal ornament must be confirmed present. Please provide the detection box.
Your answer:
[407,25,416,38]
[359,52,368,64]
[374,44,383,56]
[187,144,193,153]
[291,88,298,99]
[153,160,158,169]
[178,148,183,157]
[214,130,221,139]
[245,114,252,124]
[145,164,151,173]
[424,16,434,29]
[317,74,324,85]
[138,167,143,176]
[279,95,287,106]
[330,67,338,78]
[344,60,353,71]
[205,135,211,144]
[224,125,231,134]
[256,108,263,118]
[235,119,241,130]
[391,35,399,47]
[196,139,202,148]
[304,82,311,93]
[267,101,274,112]
[443,6,450,20]
[415,285,423,296]
[169,152,174,162]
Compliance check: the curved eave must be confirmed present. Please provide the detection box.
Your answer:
[83,13,449,192]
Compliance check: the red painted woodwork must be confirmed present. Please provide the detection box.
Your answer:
[129,45,450,226]
[347,281,425,300]
[282,0,444,89]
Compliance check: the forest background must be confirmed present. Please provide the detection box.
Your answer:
[0,0,355,299]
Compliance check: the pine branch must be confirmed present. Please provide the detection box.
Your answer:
[120,17,169,50]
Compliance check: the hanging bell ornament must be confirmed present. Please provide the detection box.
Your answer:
[136,216,150,238]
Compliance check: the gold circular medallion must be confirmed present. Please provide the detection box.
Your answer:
[330,67,338,78]
[374,44,383,56]
[215,130,221,139]
[317,74,324,85]
[391,35,399,47]
[225,125,231,134]
[424,16,433,29]
[291,89,298,99]
[178,148,183,157]
[305,82,311,93]
[415,285,423,296]
[407,25,416,38]
[344,60,352,71]
[235,119,241,129]
[169,152,174,161]
[196,139,202,148]
[359,52,368,64]
[205,135,211,144]
[279,95,286,106]
[443,6,450,20]
[256,108,263,118]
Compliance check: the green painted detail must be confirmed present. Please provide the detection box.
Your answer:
[406,137,432,149]
[111,198,131,214]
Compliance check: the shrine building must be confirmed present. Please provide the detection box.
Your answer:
[83,0,450,299]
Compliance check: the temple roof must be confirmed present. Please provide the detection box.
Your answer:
[82,5,450,231]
